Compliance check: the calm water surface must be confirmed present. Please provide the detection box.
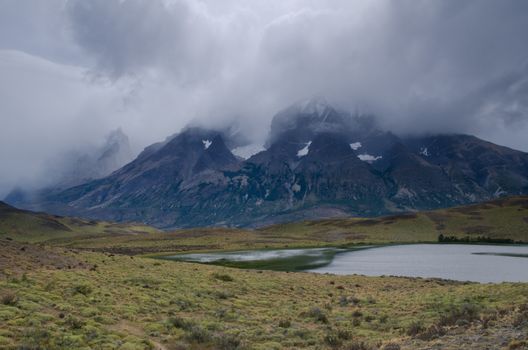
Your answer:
[163,248,346,271]
[166,244,528,283]
[310,244,528,283]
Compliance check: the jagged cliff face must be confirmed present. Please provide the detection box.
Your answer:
[10,99,528,228]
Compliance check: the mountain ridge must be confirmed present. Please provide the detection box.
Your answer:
[7,98,528,228]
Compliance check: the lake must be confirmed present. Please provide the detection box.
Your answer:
[162,247,349,271]
[163,244,528,283]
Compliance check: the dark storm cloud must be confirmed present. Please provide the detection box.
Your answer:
[1,0,528,196]
[66,0,220,82]
[64,0,528,135]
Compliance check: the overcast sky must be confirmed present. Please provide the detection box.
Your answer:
[1,0,528,197]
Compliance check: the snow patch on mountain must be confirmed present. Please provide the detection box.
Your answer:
[292,183,301,192]
[350,142,362,150]
[419,147,430,156]
[231,144,265,159]
[297,141,312,157]
[202,139,212,149]
[357,154,382,163]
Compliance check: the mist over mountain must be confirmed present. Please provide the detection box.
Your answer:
[1,1,528,198]
[5,128,133,206]
[10,98,528,228]
[51,128,133,189]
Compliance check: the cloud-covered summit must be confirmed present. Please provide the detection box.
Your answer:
[1,0,528,196]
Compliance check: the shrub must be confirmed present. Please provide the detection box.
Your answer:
[170,298,192,311]
[351,310,363,318]
[167,316,194,331]
[213,291,233,299]
[343,340,372,350]
[72,284,93,296]
[65,315,85,329]
[305,307,329,324]
[214,334,242,350]
[212,273,234,282]
[293,329,311,339]
[22,328,51,348]
[508,340,528,349]
[416,324,446,340]
[215,308,228,320]
[366,297,376,304]
[512,311,528,328]
[364,315,375,323]
[406,321,424,336]
[350,297,361,305]
[439,303,480,326]
[165,342,189,350]
[278,319,291,328]
[185,326,211,343]
[1,292,18,306]
[480,310,498,329]
[337,329,352,340]
[324,332,343,348]
[381,342,401,350]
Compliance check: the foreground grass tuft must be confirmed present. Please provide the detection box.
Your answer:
[212,272,235,282]
[1,292,17,306]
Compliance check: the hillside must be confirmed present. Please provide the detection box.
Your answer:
[0,201,159,244]
[262,196,528,246]
[2,196,527,255]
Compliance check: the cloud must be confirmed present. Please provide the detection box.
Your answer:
[0,0,80,63]
[67,0,219,82]
[61,0,528,136]
[1,0,528,196]
[0,50,126,194]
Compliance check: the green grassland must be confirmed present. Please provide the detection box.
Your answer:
[1,240,527,350]
[0,202,159,244]
[2,196,524,255]
[0,197,527,349]
[262,196,528,246]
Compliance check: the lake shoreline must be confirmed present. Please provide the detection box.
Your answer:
[159,243,528,283]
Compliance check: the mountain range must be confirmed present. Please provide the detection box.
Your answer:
[7,98,528,228]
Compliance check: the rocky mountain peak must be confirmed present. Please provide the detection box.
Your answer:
[267,97,349,145]
[7,99,528,228]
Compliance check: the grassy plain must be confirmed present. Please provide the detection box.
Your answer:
[1,239,528,349]
[0,197,527,349]
[3,196,525,256]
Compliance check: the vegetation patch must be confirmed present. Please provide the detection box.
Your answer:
[212,272,235,282]
[0,196,527,348]
[1,292,18,306]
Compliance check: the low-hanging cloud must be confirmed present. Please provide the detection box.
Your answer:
[1,0,528,197]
